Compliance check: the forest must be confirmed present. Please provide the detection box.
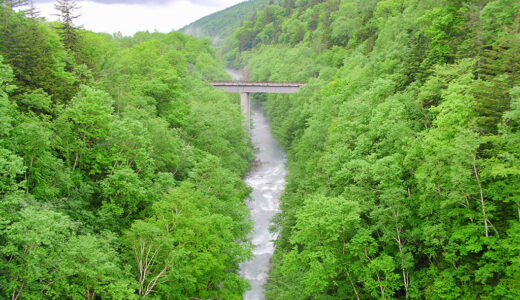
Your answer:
[223,0,520,298]
[179,0,273,47]
[0,1,254,299]
[1,0,520,299]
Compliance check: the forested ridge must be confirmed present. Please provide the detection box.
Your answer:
[225,0,520,298]
[0,2,254,299]
[179,0,274,47]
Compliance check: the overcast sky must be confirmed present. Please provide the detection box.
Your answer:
[31,0,245,36]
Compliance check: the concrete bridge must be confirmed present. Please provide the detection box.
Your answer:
[210,81,305,126]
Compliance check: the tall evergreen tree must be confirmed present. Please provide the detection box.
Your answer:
[25,0,39,19]
[1,1,28,52]
[475,5,520,134]
[54,0,80,52]
[3,0,29,9]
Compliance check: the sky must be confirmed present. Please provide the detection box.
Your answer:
[30,0,245,36]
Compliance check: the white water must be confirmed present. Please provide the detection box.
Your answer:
[227,69,287,300]
[240,106,287,300]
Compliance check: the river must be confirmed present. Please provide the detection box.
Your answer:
[226,69,287,300]
[241,105,287,300]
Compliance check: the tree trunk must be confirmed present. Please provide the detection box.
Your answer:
[473,155,489,237]
[346,268,361,300]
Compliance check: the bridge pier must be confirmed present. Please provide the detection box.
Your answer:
[240,92,250,127]
[210,81,305,130]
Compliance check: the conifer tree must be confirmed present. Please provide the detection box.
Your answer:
[1,0,37,18]
[54,0,80,52]
[475,7,520,134]
[2,1,28,51]
[25,0,38,19]
[3,0,29,9]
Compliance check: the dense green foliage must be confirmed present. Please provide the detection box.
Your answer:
[228,0,520,298]
[3,0,520,298]
[0,4,254,299]
[179,0,275,48]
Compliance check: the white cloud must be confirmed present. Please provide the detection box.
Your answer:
[34,0,233,7]
[32,0,244,36]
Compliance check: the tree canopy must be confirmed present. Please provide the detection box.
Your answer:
[1,0,520,298]
[0,3,253,299]
[225,0,520,298]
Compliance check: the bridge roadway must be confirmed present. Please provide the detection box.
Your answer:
[210,81,305,93]
[210,81,305,127]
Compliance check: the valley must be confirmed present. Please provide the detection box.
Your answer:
[1,0,519,299]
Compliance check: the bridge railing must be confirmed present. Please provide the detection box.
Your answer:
[210,81,306,86]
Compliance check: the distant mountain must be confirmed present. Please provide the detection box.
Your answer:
[179,0,273,47]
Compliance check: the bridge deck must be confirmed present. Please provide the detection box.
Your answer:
[210,81,305,94]
[210,81,305,86]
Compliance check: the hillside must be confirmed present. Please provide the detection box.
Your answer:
[1,0,519,299]
[226,0,520,298]
[0,4,253,299]
[179,0,273,47]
